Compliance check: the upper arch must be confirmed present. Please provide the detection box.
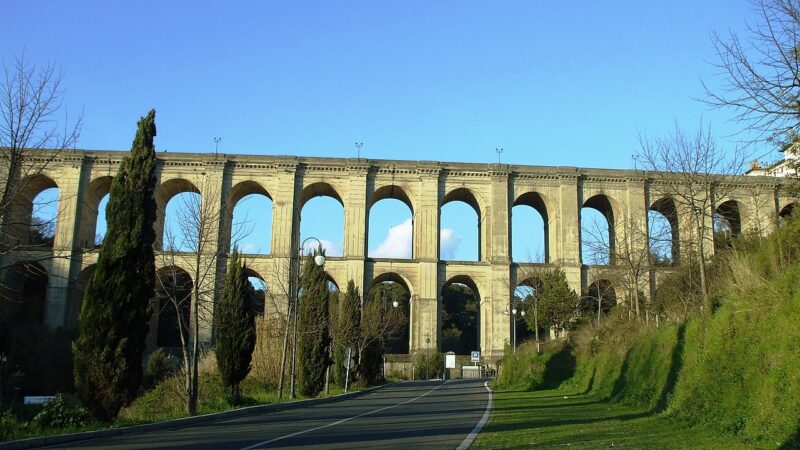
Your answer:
[369,184,414,212]
[299,182,344,209]
[229,180,272,207]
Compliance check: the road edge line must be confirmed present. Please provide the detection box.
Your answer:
[0,381,402,450]
[456,380,493,450]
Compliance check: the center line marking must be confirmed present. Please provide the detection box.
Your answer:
[239,381,449,450]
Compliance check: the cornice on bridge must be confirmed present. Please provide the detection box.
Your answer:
[18,148,789,189]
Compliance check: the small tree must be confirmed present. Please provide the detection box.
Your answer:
[359,285,407,384]
[297,247,330,397]
[523,268,579,338]
[334,281,361,386]
[215,248,256,403]
[73,110,157,421]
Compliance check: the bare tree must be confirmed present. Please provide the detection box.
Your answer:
[581,210,672,321]
[156,174,230,415]
[0,54,82,276]
[636,124,746,312]
[703,0,800,148]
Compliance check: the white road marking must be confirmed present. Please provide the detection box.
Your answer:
[239,381,449,450]
[456,381,493,450]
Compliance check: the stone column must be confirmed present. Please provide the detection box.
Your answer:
[344,163,368,292]
[486,169,511,357]
[45,156,84,328]
[412,167,440,352]
[555,171,583,293]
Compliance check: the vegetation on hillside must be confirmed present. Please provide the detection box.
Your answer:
[496,215,800,447]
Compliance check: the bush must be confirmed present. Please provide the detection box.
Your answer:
[412,352,444,379]
[144,348,177,389]
[0,410,21,441]
[32,394,90,429]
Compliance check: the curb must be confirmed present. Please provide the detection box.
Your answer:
[0,381,401,450]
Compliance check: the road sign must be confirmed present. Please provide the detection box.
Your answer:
[445,352,456,369]
[470,351,480,362]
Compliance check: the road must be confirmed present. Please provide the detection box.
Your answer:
[45,379,491,449]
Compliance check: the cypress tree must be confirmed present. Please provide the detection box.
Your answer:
[298,247,330,397]
[215,248,257,403]
[334,280,360,386]
[73,110,158,421]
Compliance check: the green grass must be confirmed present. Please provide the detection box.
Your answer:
[473,387,770,449]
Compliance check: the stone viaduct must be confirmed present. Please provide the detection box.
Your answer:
[2,150,795,359]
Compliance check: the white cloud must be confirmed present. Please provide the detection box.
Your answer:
[440,228,461,259]
[241,242,259,253]
[303,238,341,257]
[370,219,413,258]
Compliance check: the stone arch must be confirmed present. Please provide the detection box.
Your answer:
[441,187,482,261]
[581,194,619,265]
[78,176,114,249]
[369,184,414,211]
[243,266,267,315]
[299,182,344,208]
[154,265,193,349]
[779,202,796,221]
[299,182,345,257]
[649,197,680,264]
[714,199,741,250]
[512,191,552,263]
[367,272,412,354]
[583,279,617,320]
[155,178,200,250]
[440,274,481,354]
[9,174,60,246]
[513,276,544,343]
[369,271,415,299]
[368,185,415,259]
[227,180,273,254]
[324,272,340,292]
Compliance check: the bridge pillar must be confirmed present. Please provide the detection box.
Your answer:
[344,164,368,292]
[45,157,83,328]
[411,168,440,353]
[556,172,582,293]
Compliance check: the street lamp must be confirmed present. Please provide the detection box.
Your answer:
[289,236,326,399]
[424,333,431,380]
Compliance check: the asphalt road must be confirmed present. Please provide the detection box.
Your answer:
[44,379,491,449]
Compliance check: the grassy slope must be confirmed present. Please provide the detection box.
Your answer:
[474,389,765,449]
[479,218,800,448]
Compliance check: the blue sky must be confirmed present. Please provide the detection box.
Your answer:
[10,1,770,262]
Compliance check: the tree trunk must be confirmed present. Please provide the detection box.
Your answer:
[277,297,292,399]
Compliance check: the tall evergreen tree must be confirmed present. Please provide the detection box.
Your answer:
[73,110,158,421]
[215,248,257,403]
[334,280,361,386]
[297,247,330,397]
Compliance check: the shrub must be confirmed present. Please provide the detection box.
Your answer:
[32,394,90,429]
[144,348,177,389]
[412,352,444,379]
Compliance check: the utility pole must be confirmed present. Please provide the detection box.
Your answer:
[213,137,221,157]
[496,147,503,164]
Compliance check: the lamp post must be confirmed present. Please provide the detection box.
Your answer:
[380,289,399,380]
[424,333,431,380]
[289,237,326,400]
